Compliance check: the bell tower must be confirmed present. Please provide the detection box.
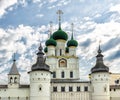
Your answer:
[8,53,20,88]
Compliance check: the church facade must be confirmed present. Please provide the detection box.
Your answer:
[0,10,120,100]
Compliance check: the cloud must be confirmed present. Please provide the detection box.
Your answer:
[0,0,17,18]
[110,4,120,13]
[36,14,44,18]
[0,24,49,83]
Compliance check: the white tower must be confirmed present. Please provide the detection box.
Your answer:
[90,45,110,100]
[8,53,20,88]
[29,43,51,100]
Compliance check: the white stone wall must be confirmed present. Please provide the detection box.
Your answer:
[91,72,110,100]
[51,82,91,100]
[46,56,79,79]
[0,87,29,100]
[69,46,76,56]
[56,40,66,56]
[110,88,120,100]
[47,46,55,56]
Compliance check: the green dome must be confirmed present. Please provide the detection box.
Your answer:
[53,28,68,40]
[45,36,57,46]
[65,47,69,53]
[44,47,48,53]
[67,39,78,47]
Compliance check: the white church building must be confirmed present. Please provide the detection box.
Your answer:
[0,10,120,100]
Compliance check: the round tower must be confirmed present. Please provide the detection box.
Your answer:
[29,43,51,100]
[8,53,20,88]
[90,45,110,100]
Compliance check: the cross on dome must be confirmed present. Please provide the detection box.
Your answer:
[56,10,63,29]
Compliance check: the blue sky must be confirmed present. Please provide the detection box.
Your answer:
[1,0,120,83]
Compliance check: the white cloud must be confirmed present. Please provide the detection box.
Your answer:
[110,4,120,13]
[0,0,17,18]
[0,24,49,83]
[36,14,44,18]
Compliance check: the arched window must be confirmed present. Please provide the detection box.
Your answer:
[14,77,17,83]
[10,77,13,83]
[59,58,67,67]
[61,71,65,78]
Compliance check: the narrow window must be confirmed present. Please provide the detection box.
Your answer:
[104,87,107,92]
[61,87,65,92]
[14,77,17,83]
[61,71,64,78]
[10,77,13,83]
[77,86,80,91]
[53,87,57,92]
[39,87,42,91]
[39,85,42,91]
[70,71,73,78]
[55,49,57,56]
[53,71,56,78]
[69,86,73,92]
[84,86,88,91]
[60,49,62,56]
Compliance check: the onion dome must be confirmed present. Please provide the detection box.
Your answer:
[67,31,78,47]
[65,47,69,53]
[53,28,68,40]
[91,45,109,73]
[45,35,57,46]
[32,43,50,71]
[44,47,48,53]
[53,10,68,41]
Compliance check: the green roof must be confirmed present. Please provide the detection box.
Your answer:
[45,36,57,46]
[67,39,78,47]
[65,47,69,53]
[53,28,68,40]
[44,47,48,53]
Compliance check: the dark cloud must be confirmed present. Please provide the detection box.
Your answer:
[79,39,91,47]
[107,50,120,61]
[103,37,120,51]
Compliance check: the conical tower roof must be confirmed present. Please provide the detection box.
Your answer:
[91,45,109,73]
[9,54,19,75]
[31,43,50,71]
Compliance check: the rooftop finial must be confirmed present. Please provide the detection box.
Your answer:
[98,40,102,53]
[71,23,74,40]
[13,53,16,62]
[49,21,53,37]
[56,10,63,29]
[38,43,43,51]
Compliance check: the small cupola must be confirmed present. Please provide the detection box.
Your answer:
[31,43,50,71]
[45,35,57,46]
[44,47,48,53]
[52,10,68,41]
[91,45,109,73]
[67,23,78,47]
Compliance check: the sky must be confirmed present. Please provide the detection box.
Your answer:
[0,0,120,84]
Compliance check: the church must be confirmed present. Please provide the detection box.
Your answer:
[0,10,120,100]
